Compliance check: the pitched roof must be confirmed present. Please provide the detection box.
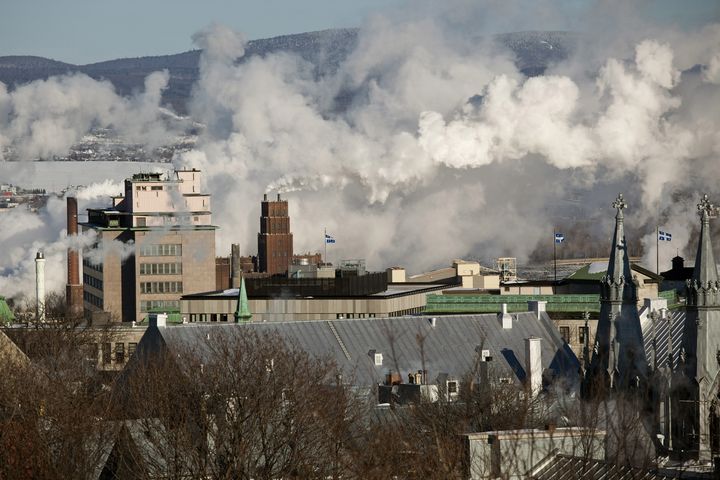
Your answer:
[532,454,673,479]
[567,262,662,282]
[138,313,579,388]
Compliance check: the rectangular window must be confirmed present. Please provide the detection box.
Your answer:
[560,326,570,343]
[579,326,589,344]
[140,244,182,257]
[102,343,112,364]
[128,342,137,357]
[151,186,163,191]
[115,343,125,363]
[140,300,180,312]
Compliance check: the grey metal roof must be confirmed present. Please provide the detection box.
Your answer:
[532,454,673,480]
[641,310,687,372]
[144,313,579,388]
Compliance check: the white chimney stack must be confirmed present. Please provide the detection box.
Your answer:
[500,304,512,329]
[35,251,46,322]
[525,337,542,398]
[149,313,168,328]
[528,300,547,318]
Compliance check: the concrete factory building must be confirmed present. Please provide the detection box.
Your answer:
[182,276,449,323]
[81,169,216,323]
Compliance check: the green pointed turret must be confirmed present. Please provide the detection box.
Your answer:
[234,277,252,322]
[0,296,15,325]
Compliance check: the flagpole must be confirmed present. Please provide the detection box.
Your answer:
[324,227,327,265]
[656,225,659,275]
[553,229,557,282]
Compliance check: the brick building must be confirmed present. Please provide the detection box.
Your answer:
[257,193,293,276]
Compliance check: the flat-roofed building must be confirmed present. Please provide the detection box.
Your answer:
[182,281,451,323]
[81,169,217,323]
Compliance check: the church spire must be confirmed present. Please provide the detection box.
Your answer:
[692,194,719,294]
[585,193,647,395]
[234,277,252,322]
[601,194,636,304]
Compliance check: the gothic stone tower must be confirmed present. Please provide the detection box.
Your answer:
[585,194,648,395]
[257,193,293,276]
[683,194,720,461]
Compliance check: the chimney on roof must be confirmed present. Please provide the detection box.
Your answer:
[528,300,547,318]
[277,193,281,201]
[500,303,512,329]
[263,193,267,201]
[525,337,542,397]
[149,313,167,328]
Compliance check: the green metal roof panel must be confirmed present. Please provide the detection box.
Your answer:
[0,296,15,324]
[425,294,601,314]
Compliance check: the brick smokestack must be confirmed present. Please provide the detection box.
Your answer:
[66,197,83,318]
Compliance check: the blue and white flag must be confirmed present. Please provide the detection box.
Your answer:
[554,233,565,244]
[325,234,336,244]
[658,230,672,241]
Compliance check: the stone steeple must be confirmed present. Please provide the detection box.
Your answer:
[688,194,720,307]
[586,194,648,395]
[234,277,252,322]
[682,194,720,461]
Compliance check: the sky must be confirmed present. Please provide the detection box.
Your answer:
[2,0,719,64]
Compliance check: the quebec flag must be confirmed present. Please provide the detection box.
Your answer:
[658,230,672,241]
[555,233,565,244]
[325,234,336,244]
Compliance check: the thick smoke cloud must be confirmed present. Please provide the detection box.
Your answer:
[0,182,130,305]
[0,71,172,160]
[175,8,720,275]
[1,0,719,303]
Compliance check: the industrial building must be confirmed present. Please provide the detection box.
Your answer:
[81,169,217,323]
[182,276,448,322]
[257,193,293,276]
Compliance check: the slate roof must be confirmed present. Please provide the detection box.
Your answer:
[567,262,663,282]
[640,310,687,372]
[532,454,673,479]
[140,313,579,388]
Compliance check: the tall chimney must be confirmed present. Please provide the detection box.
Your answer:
[66,197,83,318]
[525,337,542,398]
[231,243,241,288]
[35,251,46,322]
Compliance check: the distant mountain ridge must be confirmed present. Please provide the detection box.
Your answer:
[0,29,576,113]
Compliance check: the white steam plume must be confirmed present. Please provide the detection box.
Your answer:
[0,70,173,160]
[175,11,720,274]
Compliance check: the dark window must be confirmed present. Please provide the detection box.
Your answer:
[128,343,137,357]
[579,326,589,344]
[115,343,125,363]
[102,343,112,364]
[447,381,458,394]
[560,326,571,343]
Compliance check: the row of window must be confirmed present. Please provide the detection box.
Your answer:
[83,291,102,308]
[140,281,183,294]
[136,185,164,191]
[83,258,103,272]
[139,262,182,275]
[140,244,182,257]
[83,274,103,290]
[140,300,180,312]
[100,342,138,364]
[336,313,378,319]
[190,313,231,322]
[559,325,590,344]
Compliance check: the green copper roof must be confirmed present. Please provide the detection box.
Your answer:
[234,277,252,322]
[0,296,14,324]
[424,294,601,314]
